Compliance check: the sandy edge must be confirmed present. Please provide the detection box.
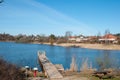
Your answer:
[35,42,120,50]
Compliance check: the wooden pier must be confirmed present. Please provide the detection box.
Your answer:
[38,51,63,80]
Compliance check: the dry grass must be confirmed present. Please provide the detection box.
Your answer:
[69,56,78,72]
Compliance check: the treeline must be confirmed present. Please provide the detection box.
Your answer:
[0,33,120,44]
[0,33,67,44]
[0,33,15,41]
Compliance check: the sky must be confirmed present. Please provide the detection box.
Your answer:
[0,0,120,36]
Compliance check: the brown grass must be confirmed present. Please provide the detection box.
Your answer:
[69,56,78,72]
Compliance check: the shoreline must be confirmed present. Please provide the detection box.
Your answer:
[1,41,120,50]
[40,43,120,50]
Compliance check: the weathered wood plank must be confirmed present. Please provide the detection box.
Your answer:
[38,51,63,79]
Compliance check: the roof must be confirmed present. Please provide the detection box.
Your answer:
[103,34,117,39]
[99,34,117,41]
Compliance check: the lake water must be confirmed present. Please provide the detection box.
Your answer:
[0,42,120,71]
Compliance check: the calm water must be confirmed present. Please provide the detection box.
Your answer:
[0,42,120,70]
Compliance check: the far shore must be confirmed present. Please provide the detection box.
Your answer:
[38,42,120,50]
[1,41,120,50]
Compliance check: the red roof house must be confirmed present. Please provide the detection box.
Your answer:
[99,34,117,43]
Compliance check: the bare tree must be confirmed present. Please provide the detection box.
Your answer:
[105,29,110,35]
[104,29,110,44]
[97,32,101,43]
[65,31,72,42]
[97,32,101,38]
[0,0,3,3]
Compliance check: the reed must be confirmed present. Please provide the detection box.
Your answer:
[69,56,78,72]
[80,58,89,71]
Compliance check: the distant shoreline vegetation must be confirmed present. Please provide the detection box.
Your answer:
[0,32,120,45]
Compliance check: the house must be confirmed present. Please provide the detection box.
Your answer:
[76,36,88,42]
[68,36,88,43]
[98,34,117,44]
[68,36,76,42]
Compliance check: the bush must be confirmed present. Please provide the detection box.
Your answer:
[0,58,25,80]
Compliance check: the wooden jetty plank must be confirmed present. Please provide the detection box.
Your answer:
[38,51,63,79]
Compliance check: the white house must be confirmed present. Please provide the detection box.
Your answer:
[68,36,88,42]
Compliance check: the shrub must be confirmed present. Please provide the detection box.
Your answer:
[0,58,25,80]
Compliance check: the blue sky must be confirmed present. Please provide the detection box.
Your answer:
[0,0,120,36]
